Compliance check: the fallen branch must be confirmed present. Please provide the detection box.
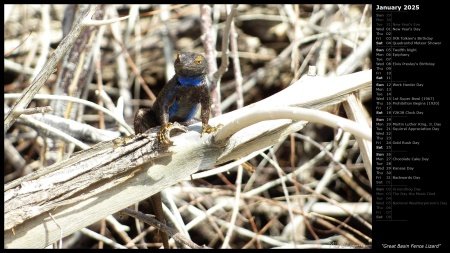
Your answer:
[4,69,371,248]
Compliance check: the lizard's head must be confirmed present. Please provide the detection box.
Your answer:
[174,52,208,77]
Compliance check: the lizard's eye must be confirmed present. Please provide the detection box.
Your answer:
[195,55,202,65]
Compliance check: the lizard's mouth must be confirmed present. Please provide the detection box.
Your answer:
[176,68,207,77]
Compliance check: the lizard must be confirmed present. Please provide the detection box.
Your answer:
[134,51,222,248]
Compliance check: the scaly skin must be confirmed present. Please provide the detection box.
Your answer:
[134,52,221,145]
[133,52,222,249]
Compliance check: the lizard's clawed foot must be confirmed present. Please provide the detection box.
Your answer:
[157,122,188,145]
[201,123,224,137]
[158,123,173,145]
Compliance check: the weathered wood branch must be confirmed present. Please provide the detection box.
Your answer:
[4,70,372,248]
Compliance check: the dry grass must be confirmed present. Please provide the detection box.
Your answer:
[4,4,372,249]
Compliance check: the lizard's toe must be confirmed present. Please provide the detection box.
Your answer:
[158,123,174,145]
[201,123,223,137]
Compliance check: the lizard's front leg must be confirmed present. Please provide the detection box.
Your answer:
[158,122,175,145]
[199,92,223,137]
